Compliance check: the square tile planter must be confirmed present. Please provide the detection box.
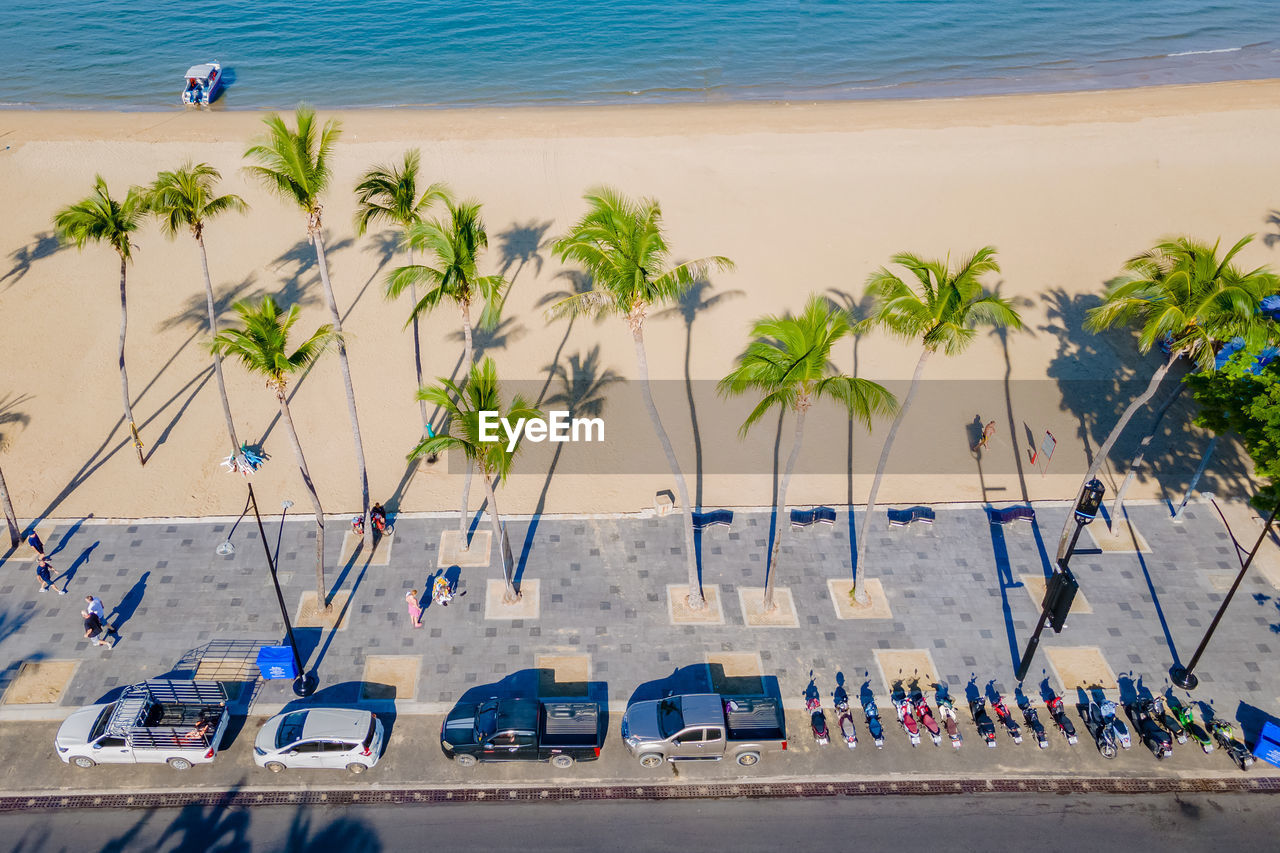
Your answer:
[827,578,892,619]
[737,586,799,628]
[438,530,492,568]
[667,584,725,625]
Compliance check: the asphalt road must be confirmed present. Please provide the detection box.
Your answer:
[2,793,1274,853]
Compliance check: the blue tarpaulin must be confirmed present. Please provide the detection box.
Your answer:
[255,645,298,680]
[1254,721,1280,768]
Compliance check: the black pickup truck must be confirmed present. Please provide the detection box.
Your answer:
[440,698,604,769]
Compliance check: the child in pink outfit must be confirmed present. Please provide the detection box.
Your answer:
[405,590,422,628]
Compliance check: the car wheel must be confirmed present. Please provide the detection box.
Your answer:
[454,754,478,767]
[72,756,96,769]
[638,753,663,768]
[736,751,760,767]
[265,761,287,774]
[168,757,193,770]
[550,754,575,769]
[346,762,368,775]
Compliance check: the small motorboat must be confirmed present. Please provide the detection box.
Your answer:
[181,62,222,107]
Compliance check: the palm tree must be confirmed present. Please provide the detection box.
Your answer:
[388,194,506,370]
[409,358,541,603]
[719,296,896,610]
[858,247,1022,603]
[1056,235,1277,562]
[551,187,734,610]
[244,105,372,536]
[212,296,334,605]
[53,176,149,466]
[354,150,448,437]
[149,162,248,462]
[388,194,507,542]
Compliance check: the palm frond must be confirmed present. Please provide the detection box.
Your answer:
[53,175,146,260]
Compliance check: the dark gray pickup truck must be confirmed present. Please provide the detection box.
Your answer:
[620,693,788,767]
[440,698,604,769]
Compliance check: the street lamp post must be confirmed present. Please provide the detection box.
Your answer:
[1016,480,1104,682]
[1171,500,1280,690]
[217,485,317,697]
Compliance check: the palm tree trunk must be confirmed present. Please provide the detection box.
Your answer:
[484,474,519,603]
[1055,355,1175,562]
[0,465,19,549]
[1108,382,1186,518]
[458,460,473,540]
[856,348,930,604]
[458,298,476,543]
[632,322,703,609]
[116,255,142,466]
[312,229,371,537]
[766,405,807,611]
[408,247,429,435]
[196,235,240,456]
[277,391,327,607]
[1173,435,1217,521]
[460,299,475,369]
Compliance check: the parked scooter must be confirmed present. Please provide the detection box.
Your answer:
[1210,719,1255,771]
[862,691,885,749]
[1085,700,1119,759]
[936,696,963,749]
[1126,699,1173,760]
[1018,697,1049,749]
[1045,693,1078,745]
[1169,696,1213,754]
[910,687,943,747]
[991,694,1023,744]
[806,694,830,746]
[833,685,857,749]
[892,685,921,747]
[969,698,998,748]
[1109,703,1133,751]
[1152,695,1187,745]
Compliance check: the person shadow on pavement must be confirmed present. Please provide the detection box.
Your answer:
[108,570,149,630]
[53,541,97,592]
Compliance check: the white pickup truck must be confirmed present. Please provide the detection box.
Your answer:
[55,680,230,770]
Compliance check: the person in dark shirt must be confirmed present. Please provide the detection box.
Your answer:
[82,609,110,648]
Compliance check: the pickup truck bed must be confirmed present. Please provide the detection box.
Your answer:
[541,702,599,747]
[725,697,786,741]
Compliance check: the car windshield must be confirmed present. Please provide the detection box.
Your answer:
[275,711,309,749]
[475,702,499,739]
[658,698,685,739]
[88,705,115,741]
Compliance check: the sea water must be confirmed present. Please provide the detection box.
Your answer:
[1,0,1278,109]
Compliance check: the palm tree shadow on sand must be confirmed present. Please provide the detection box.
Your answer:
[514,346,623,586]
[1,231,63,293]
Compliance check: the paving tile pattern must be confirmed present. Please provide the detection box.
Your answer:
[0,504,1275,725]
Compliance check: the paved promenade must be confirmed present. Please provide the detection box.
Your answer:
[0,498,1277,788]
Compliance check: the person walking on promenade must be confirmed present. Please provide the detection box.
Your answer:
[405,590,422,628]
[82,608,111,648]
[26,530,45,559]
[36,557,65,594]
[85,594,119,645]
[974,419,997,451]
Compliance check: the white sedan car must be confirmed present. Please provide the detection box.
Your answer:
[254,708,384,774]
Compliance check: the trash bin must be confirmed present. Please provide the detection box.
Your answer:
[255,645,298,680]
[1254,721,1280,768]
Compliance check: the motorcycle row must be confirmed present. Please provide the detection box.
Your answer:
[805,680,1255,771]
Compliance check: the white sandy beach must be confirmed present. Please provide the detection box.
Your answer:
[1,81,1278,521]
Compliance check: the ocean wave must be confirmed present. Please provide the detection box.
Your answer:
[1167,46,1244,57]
